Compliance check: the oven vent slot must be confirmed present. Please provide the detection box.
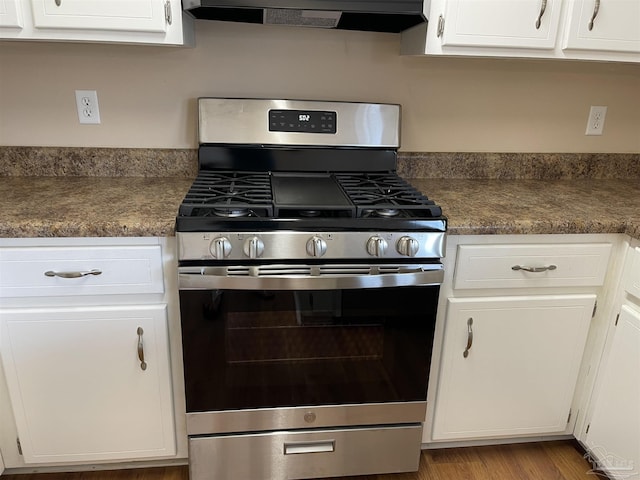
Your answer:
[224,265,409,277]
[227,266,251,276]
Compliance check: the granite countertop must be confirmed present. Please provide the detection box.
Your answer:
[0,175,638,239]
[0,148,638,239]
[410,178,640,239]
[0,176,193,237]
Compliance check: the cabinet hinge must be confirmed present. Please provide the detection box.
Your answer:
[567,409,572,424]
[615,313,620,326]
[586,423,590,434]
[436,14,445,38]
[592,300,597,318]
[164,0,172,25]
[17,437,22,455]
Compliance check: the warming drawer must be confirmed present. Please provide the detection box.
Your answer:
[189,424,422,480]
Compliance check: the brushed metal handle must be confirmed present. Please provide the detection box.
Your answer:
[284,440,335,455]
[535,0,548,29]
[588,0,600,31]
[164,0,172,25]
[137,327,147,371]
[463,317,473,358]
[436,14,445,38]
[44,269,102,278]
[511,264,557,273]
[54,0,61,6]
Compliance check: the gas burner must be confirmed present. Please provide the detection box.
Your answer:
[374,209,400,217]
[213,208,250,218]
[299,210,322,217]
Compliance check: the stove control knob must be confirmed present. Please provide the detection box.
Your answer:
[243,236,265,259]
[396,236,420,257]
[366,236,388,257]
[306,236,327,257]
[209,236,232,259]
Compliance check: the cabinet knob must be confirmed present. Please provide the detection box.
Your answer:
[55,0,61,6]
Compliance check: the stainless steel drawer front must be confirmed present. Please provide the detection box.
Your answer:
[189,424,422,480]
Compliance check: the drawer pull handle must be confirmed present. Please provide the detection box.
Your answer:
[284,440,335,455]
[44,269,102,278]
[463,317,473,358]
[137,327,147,371]
[588,0,600,31]
[535,0,547,29]
[511,264,557,273]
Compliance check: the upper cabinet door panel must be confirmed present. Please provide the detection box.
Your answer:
[29,0,167,33]
[564,0,640,53]
[0,0,23,28]
[441,0,562,49]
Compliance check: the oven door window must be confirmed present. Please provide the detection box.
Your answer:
[180,286,438,412]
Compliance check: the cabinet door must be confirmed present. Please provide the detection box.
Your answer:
[584,305,640,480]
[0,0,22,27]
[0,305,176,464]
[29,0,168,33]
[432,294,595,440]
[441,0,563,49]
[564,0,640,53]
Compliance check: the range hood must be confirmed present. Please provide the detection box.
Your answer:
[182,0,426,33]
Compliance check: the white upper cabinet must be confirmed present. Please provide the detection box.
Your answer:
[563,0,640,54]
[0,0,22,28]
[440,0,562,49]
[401,0,640,62]
[0,0,193,45]
[30,0,168,33]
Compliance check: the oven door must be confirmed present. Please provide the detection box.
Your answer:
[178,263,442,435]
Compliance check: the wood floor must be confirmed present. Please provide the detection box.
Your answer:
[2,440,606,480]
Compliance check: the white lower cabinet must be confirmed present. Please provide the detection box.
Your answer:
[432,294,595,441]
[0,237,184,469]
[580,244,640,480]
[0,304,176,464]
[583,305,640,480]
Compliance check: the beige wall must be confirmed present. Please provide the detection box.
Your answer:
[1,20,639,152]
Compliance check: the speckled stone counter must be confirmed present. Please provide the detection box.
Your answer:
[0,147,638,239]
[0,176,193,237]
[0,175,638,239]
[409,178,640,238]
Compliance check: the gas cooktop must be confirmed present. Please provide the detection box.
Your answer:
[176,98,446,262]
[178,170,441,221]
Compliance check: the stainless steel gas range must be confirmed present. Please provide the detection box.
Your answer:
[176,98,446,480]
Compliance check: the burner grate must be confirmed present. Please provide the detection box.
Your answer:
[179,171,273,217]
[335,173,442,218]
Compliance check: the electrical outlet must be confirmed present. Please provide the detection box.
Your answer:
[75,90,101,125]
[585,105,607,135]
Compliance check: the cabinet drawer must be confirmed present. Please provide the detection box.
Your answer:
[0,245,164,297]
[454,243,612,290]
[624,247,640,299]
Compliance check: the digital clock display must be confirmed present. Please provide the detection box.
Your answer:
[269,110,336,134]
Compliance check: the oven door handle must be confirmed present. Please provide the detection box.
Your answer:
[178,265,444,290]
